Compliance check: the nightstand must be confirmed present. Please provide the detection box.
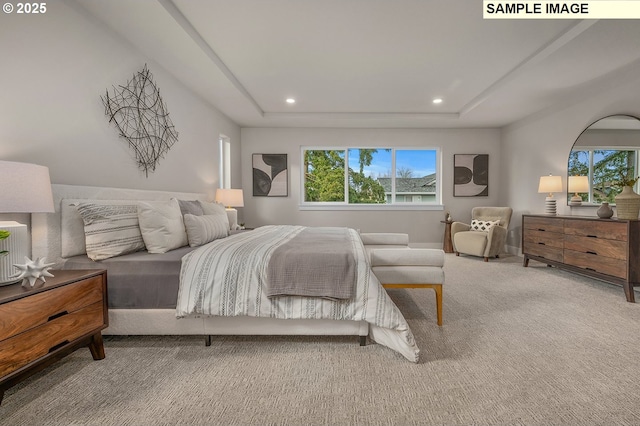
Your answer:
[0,269,108,404]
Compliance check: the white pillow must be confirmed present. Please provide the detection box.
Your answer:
[183,213,229,247]
[137,199,188,253]
[470,219,500,232]
[76,203,146,261]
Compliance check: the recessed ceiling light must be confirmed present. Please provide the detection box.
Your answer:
[286,98,296,104]
[432,98,443,104]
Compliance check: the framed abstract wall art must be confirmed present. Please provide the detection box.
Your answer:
[252,154,288,197]
[453,154,488,197]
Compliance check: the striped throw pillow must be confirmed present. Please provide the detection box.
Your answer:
[183,213,229,247]
[76,203,146,260]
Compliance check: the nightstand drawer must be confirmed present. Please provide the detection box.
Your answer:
[564,219,628,241]
[0,276,103,342]
[564,235,626,260]
[0,301,104,377]
[564,250,627,279]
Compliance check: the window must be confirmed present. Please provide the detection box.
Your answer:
[302,147,440,208]
[219,135,231,189]
[568,148,639,204]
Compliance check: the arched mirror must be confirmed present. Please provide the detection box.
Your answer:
[567,114,640,206]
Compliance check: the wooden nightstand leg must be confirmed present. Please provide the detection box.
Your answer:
[88,333,105,360]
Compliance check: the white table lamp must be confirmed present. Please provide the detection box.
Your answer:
[538,175,562,215]
[568,176,590,206]
[215,189,244,230]
[0,161,55,285]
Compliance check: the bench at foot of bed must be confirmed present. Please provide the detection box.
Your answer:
[371,248,445,326]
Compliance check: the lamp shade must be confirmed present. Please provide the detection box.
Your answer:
[538,175,562,194]
[568,176,590,193]
[215,189,244,208]
[0,160,54,213]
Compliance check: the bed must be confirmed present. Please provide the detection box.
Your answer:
[32,184,419,362]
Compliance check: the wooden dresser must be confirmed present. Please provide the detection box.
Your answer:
[0,269,108,404]
[522,215,639,302]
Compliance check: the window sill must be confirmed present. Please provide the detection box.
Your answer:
[299,204,444,211]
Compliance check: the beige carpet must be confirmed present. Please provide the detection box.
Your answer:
[2,254,640,425]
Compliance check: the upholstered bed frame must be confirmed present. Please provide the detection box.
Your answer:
[31,184,369,342]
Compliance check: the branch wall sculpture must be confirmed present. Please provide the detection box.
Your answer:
[101,64,179,177]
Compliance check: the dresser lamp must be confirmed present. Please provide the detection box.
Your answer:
[538,175,562,215]
[0,160,55,285]
[568,176,590,206]
[214,188,244,230]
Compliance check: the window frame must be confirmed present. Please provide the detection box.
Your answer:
[569,145,640,205]
[299,146,443,211]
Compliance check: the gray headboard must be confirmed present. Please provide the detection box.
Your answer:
[32,184,208,266]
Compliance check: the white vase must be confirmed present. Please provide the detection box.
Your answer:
[615,186,640,220]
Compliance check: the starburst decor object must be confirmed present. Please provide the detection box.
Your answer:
[101,64,179,177]
[11,257,55,288]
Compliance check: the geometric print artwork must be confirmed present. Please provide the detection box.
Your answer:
[252,154,288,197]
[101,64,179,177]
[453,154,489,196]
[470,219,499,232]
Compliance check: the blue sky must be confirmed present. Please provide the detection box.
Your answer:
[348,149,436,178]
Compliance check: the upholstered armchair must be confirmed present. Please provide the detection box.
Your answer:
[451,207,513,262]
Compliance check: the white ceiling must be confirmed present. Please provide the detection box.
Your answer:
[73,0,640,128]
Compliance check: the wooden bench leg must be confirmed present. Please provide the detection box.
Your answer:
[432,284,443,326]
[382,283,443,326]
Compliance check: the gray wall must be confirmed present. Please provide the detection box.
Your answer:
[241,127,501,246]
[502,68,640,252]
[0,1,240,198]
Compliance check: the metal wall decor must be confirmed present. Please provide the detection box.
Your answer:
[454,154,489,196]
[101,64,178,177]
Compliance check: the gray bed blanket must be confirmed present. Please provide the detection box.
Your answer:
[266,227,356,300]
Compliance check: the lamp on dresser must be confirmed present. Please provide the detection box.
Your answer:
[0,160,54,285]
[215,188,244,230]
[568,175,590,206]
[538,174,562,215]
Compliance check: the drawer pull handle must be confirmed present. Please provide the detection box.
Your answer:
[537,228,546,232]
[586,235,598,238]
[48,311,68,321]
[48,340,70,353]
[537,242,546,245]
[586,251,598,255]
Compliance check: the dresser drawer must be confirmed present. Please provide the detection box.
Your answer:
[564,219,628,241]
[564,235,627,260]
[523,216,564,233]
[0,301,104,377]
[564,249,627,279]
[0,276,103,342]
[524,243,563,263]
[524,229,564,249]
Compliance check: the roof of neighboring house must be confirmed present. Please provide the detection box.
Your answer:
[377,173,436,193]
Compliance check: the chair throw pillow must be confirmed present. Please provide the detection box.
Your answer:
[470,219,500,232]
[76,203,146,261]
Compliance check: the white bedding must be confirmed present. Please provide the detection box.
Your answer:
[177,225,420,362]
